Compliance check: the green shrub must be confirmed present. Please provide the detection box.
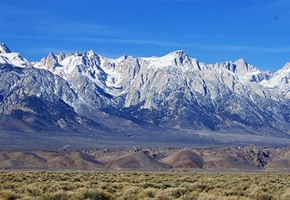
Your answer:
[83,189,113,200]
[41,191,70,200]
[281,189,290,200]
[120,186,140,200]
[140,187,157,198]
[0,190,18,200]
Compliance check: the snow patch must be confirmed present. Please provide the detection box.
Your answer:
[0,52,29,67]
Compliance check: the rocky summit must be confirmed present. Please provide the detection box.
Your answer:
[0,43,290,149]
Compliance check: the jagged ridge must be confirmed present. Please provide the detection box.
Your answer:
[1,43,290,146]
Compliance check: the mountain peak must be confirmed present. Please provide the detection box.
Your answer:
[41,52,59,70]
[266,62,290,87]
[57,52,66,62]
[0,43,11,54]
[173,49,185,54]
[85,50,95,57]
[234,58,247,64]
[167,50,188,58]
[231,58,260,75]
[74,51,79,56]
[48,52,56,58]
[159,50,189,62]
[282,62,290,72]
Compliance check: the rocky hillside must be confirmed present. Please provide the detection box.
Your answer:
[1,145,290,171]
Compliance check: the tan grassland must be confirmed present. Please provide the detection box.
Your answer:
[0,171,290,200]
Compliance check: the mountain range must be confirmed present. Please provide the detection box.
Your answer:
[1,43,290,149]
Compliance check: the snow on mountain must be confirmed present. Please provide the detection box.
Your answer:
[0,43,11,53]
[32,47,287,106]
[1,43,290,138]
[39,49,271,105]
[0,45,111,133]
[0,44,30,68]
[265,63,290,87]
[141,50,200,71]
[262,62,290,98]
[35,50,122,92]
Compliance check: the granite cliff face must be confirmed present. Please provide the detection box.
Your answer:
[1,43,290,146]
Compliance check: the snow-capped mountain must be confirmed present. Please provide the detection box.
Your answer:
[1,43,290,145]
[264,63,290,98]
[0,43,30,68]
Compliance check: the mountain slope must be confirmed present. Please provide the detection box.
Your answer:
[0,44,110,133]
[1,43,290,148]
[34,47,290,134]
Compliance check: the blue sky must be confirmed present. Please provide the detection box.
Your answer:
[1,0,290,72]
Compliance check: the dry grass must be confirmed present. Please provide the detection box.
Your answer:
[0,171,290,199]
